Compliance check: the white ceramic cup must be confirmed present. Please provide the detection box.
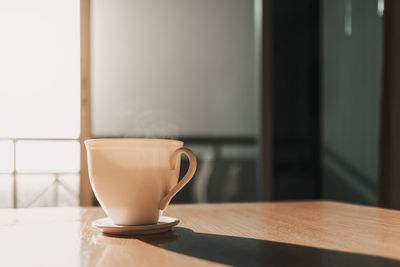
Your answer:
[85,138,197,225]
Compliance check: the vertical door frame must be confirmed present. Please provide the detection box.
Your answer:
[379,0,400,209]
[261,0,273,200]
[80,0,94,206]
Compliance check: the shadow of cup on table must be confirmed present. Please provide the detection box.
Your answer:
[89,227,400,267]
[141,227,400,267]
[103,230,180,245]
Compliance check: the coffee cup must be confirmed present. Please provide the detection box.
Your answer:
[85,138,197,225]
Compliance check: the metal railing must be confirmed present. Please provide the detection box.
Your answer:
[0,138,79,208]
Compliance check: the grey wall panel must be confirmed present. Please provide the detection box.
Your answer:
[322,0,383,204]
[91,0,260,138]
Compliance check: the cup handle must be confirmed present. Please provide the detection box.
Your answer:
[159,147,197,210]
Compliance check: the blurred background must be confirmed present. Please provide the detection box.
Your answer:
[0,0,396,209]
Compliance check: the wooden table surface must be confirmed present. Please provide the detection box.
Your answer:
[1,201,400,266]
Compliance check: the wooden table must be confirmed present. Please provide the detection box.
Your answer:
[1,201,400,266]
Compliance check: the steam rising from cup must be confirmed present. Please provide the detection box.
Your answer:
[123,109,181,139]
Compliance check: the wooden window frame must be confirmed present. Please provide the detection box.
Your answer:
[79,0,94,206]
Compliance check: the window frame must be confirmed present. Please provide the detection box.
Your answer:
[79,0,94,206]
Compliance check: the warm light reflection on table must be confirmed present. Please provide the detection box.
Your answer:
[1,202,400,266]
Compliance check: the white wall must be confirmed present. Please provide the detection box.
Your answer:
[91,0,260,138]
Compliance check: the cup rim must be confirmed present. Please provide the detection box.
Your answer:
[84,138,184,147]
